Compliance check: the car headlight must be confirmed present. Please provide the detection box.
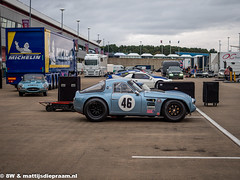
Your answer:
[179,73,183,76]
[43,83,48,89]
[169,73,173,76]
[18,83,24,89]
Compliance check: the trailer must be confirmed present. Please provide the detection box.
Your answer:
[39,101,75,112]
[6,27,77,89]
[39,76,81,112]
[219,52,240,77]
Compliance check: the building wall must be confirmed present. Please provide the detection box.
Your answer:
[0,0,100,62]
[108,58,178,69]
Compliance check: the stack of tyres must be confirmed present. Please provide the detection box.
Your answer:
[156,81,195,98]
[203,82,219,106]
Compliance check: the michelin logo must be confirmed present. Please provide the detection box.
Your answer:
[15,41,32,53]
[8,55,41,60]
[8,41,41,60]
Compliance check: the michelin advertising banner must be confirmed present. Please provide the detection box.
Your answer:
[7,31,44,60]
[7,30,45,73]
[45,30,74,72]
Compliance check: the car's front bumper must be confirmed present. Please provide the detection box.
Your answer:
[19,87,47,93]
[168,75,184,79]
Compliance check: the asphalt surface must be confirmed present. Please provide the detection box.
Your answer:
[0,76,240,180]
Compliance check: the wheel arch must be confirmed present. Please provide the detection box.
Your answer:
[154,80,161,88]
[83,96,109,115]
[160,98,190,115]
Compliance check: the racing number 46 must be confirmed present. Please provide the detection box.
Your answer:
[121,97,132,108]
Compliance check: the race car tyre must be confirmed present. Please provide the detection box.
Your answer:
[84,98,108,122]
[43,92,47,96]
[19,92,24,96]
[162,100,186,122]
[154,80,163,89]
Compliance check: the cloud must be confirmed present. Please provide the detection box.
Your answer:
[19,0,240,51]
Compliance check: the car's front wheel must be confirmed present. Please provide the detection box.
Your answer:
[19,92,24,96]
[162,100,186,122]
[84,98,108,122]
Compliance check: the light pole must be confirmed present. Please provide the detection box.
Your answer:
[103,38,105,54]
[88,27,90,42]
[169,40,171,55]
[239,33,240,52]
[108,41,110,53]
[87,27,90,53]
[218,40,221,71]
[219,40,221,53]
[60,8,65,34]
[29,0,32,27]
[160,40,163,54]
[76,20,80,36]
[227,37,230,52]
[140,41,142,54]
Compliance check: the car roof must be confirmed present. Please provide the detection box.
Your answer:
[106,78,131,84]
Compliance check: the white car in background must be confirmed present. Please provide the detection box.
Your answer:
[110,71,172,89]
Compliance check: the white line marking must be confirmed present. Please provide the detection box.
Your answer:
[132,156,240,160]
[196,108,240,147]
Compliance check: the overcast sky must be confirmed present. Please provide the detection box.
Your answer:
[19,0,240,52]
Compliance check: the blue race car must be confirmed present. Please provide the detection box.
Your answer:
[17,74,49,96]
[73,79,196,122]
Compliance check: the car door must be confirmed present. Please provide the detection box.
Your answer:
[111,82,142,115]
[132,73,154,88]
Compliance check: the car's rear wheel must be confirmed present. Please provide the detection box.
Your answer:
[162,100,186,122]
[43,92,47,96]
[84,98,108,122]
[154,80,163,89]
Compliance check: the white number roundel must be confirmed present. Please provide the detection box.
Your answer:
[118,95,135,111]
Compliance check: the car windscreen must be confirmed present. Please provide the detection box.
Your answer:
[119,72,130,77]
[80,80,105,93]
[127,80,143,92]
[85,60,98,65]
[23,74,44,81]
[168,66,181,71]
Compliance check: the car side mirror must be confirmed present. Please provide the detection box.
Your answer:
[135,91,140,96]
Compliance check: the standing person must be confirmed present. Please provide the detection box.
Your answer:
[224,66,230,80]
[229,66,233,81]
[229,66,233,73]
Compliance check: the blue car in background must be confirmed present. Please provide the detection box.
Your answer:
[73,79,196,122]
[17,74,49,96]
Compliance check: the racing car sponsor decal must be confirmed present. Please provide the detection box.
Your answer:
[147,102,155,113]
[118,95,135,111]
